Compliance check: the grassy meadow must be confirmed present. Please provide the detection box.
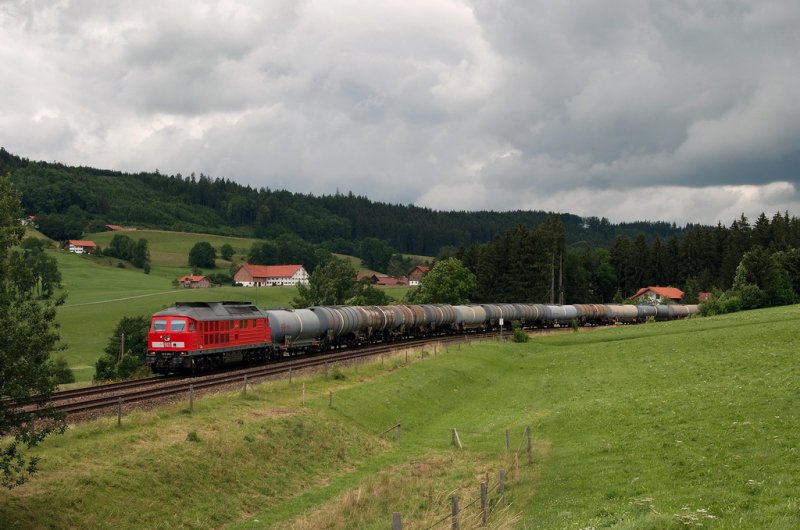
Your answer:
[1,306,798,528]
[44,229,411,382]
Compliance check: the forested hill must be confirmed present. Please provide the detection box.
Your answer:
[1,148,683,253]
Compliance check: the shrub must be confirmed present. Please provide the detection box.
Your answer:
[51,355,75,385]
[512,322,529,343]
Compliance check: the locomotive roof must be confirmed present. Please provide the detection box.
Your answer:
[153,301,266,321]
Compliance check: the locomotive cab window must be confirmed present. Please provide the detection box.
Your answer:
[169,319,187,332]
[152,319,167,331]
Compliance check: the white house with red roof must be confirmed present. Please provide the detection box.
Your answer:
[65,240,98,254]
[629,286,684,304]
[233,264,309,287]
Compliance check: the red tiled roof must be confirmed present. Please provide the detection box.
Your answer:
[375,277,408,286]
[178,275,208,282]
[629,286,684,300]
[241,264,303,278]
[67,240,97,247]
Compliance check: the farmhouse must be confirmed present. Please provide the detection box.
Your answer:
[629,286,684,304]
[65,240,97,254]
[357,274,409,286]
[234,264,309,287]
[178,275,211,289]
[408,266,430,286]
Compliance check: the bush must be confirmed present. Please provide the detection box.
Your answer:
[51,355,75,385]
[699,290,743,316]
[512,322,529,343]
[94,354,118,382]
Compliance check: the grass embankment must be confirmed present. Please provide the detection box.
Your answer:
[2,306,799,528]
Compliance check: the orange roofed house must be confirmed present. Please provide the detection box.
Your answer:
[233,264,310,287]
[629,286,684,304]
[65,240,97,254]
[178,275,212,289]
[408,266,430,286]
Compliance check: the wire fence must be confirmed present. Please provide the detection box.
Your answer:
[391,424,534,529]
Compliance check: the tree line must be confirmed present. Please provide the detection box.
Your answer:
[443,212,800,309]
[1,148,685,255]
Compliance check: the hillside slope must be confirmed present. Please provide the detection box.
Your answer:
[1,306,797,528]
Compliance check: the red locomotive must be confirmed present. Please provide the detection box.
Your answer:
[146,301,273,374]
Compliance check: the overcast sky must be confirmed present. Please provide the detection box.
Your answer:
[2,1,799,225]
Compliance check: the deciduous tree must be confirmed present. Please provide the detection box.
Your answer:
[188,241,216,268]
[0,175,65,488]
[408,257,476,304]
[293,258,358,307]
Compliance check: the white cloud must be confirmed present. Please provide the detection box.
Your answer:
[1,0,799,225]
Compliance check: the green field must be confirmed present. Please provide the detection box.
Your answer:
[48,229,411,382]
[1,306,798,528]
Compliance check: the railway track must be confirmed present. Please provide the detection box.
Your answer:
[41,328,574,418]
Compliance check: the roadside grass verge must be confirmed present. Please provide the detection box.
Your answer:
[1,307,797,528]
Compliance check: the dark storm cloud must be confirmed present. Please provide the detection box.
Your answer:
[1,1,799,224]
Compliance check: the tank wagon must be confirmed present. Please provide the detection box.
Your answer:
[147,301,699,374]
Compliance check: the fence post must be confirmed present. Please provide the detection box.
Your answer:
[117,397,122,426]
[526,425,533,464]
[452,428,463,449]
[481,481,488,526]
[451,495,460,530]
[243,374,248,395]
[392,512,402,530]
[189,384,194,413]
[499,469,506,506]
[302,382,305,405]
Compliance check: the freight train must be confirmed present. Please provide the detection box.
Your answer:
[146,301,699,375]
